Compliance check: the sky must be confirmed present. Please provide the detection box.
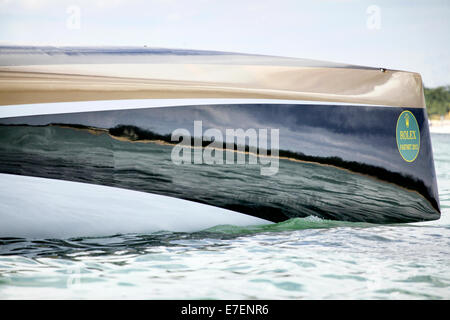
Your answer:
[0,0,449,87]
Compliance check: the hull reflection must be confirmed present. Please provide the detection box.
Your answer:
[0,103,440,223]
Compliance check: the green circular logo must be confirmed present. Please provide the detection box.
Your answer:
[396,110,420,162]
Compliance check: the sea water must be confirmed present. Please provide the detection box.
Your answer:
[0,134,449,299]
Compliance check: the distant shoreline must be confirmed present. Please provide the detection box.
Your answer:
[429,120,450,134]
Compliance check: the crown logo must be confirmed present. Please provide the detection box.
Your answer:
[405,113,410,128]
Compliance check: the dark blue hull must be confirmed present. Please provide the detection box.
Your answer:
[0,102,440,223]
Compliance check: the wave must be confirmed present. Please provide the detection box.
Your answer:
[202,216,375,235]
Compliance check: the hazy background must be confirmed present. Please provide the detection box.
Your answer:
[0,0,449,87]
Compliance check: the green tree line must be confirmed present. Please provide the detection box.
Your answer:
[424,86,450,118]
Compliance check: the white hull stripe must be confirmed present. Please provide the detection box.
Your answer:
[0,98,392,119]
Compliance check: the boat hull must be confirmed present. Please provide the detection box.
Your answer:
[0,101,440,224]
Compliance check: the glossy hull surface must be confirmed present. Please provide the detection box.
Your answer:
[0,102,440,223]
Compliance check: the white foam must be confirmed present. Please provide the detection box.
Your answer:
[0,173,271,239]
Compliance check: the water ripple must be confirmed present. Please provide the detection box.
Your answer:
[0,134,450,299]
